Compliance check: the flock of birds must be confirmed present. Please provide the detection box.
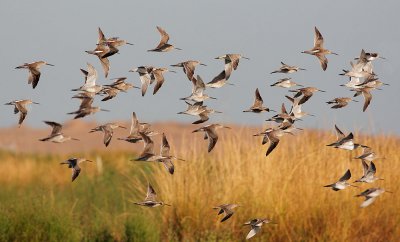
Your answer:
[6,26,391,240]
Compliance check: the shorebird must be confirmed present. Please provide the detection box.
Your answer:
[302,27,338,71]
[72,63,102,95]
[354,146,382,162]
[148,26,181,52]
[68,96,109,119]
[340,62,373,79]
[243,88,275,113]
[214,54,249,81]
[105,77,138,92]
[206,70,235,88]
[243,218,276,240]
[89,123,126,147]
[254,127,293,157]
[129,66,155,96]
[324,169,357,191]
[354,49,386,62]
[15,61,54,89]
[152,67,176,95]
[178,101,207,116]
[60,158,93,182]
[340,77,363,89]
[270,62,306,74]
[193,108,222,124]
[180,75,216,102]
[157,133,185,175]
[270,78,303,88]
[133,182,171,207]
[99,87,121,101]
[354,160,383,183]
[355,187,391,208]
[326,125,361,151]
[289,87,325,105]
[133,132,160,161]
[326,97,357,109]
[266,103,295,124]
[192,124,231,152]
[355,76,389,89]
[213,204,240,222]
[285,95,314,119]
[39,121,79,143]
[352,87,373,112]
[5,99,39,127]
[118,112,157,143]
[171,60,206,81]
[85,28,114,77]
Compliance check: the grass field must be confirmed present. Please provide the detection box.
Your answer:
[0,128,399,242]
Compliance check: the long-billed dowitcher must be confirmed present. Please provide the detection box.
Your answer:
[39,121,79,143]
[324,169,357,191]
[270,62,306,74]
[152,67,176,95]
[354,160,383,183]
[15,61,54,89]
[157,133,185,175]
[326,97,357,109]
[243,88,275,113]
[354,146,382,162]
[213,204,240,222]
[192,124,231,152]
[118,112,158,143]
[105,77,138,92]
[68,96,109,119]
[72,63,102,95]
[214,54,249,81]
[171,60,206,81]
[89,123,126,147]
[265,103,295,124]
[148,26,181,52]
[206,70,235,88]
[355,187,392,208]
[285,95,315,119]
[253,127,293,157]
[289,87,325,105]
[133,182,171,207]
[5,99,39,127]
[60,158,93,182]
[243,218,276,240]
[85,28,114,77]
[326,125,361,151]
[129,66,155,96]
[302,27,338,71]
[270,78,303,88]
[181,75,216,102]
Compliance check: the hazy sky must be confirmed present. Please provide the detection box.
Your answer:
[1,0,399,134]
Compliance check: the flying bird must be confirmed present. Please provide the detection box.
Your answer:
[60,158,93,182]
[243,218,276,240]
[270,62,306,74]
[213,204,240,222]
[270,78,303,88]
[289,87,325,105]
[324,169,357,191]
[148,26,181,52]
[192,124,231,152]
[354,160,383,183]
[133,182,171,207]
[39,121,79,143]
[68,96,109,119]
[326,125,362,151]
[89,123,126,147]
[355,187,391,208]
[5,99,39,127]
[326,97,357,109]
[171,60,206,81]
[302,27,338,71]
[118,112,157,143]
[243,88,275,113]
[15,61,54,89]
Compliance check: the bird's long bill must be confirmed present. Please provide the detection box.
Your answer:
[119,126,127,129]
[126,42,134,45]
[86,160,94,163]
[200,63,207,66]
[175,48,183,50]
[100,109,110,112]
[215,111,223,113]
[129,68,138,72]
[386,191,394,193]
[169,70,177,73]
[33,102,40,105]
[164,203,172,206]
[46,63,55,66]
[209,97,217,100]
[223,126,232,129]
[350,184,359,188]
[72,138,80,141]
[318,90,326,92]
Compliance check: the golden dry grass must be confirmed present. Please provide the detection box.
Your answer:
[0,127,399,241]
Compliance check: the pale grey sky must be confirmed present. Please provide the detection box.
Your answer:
[0,0,399,134]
